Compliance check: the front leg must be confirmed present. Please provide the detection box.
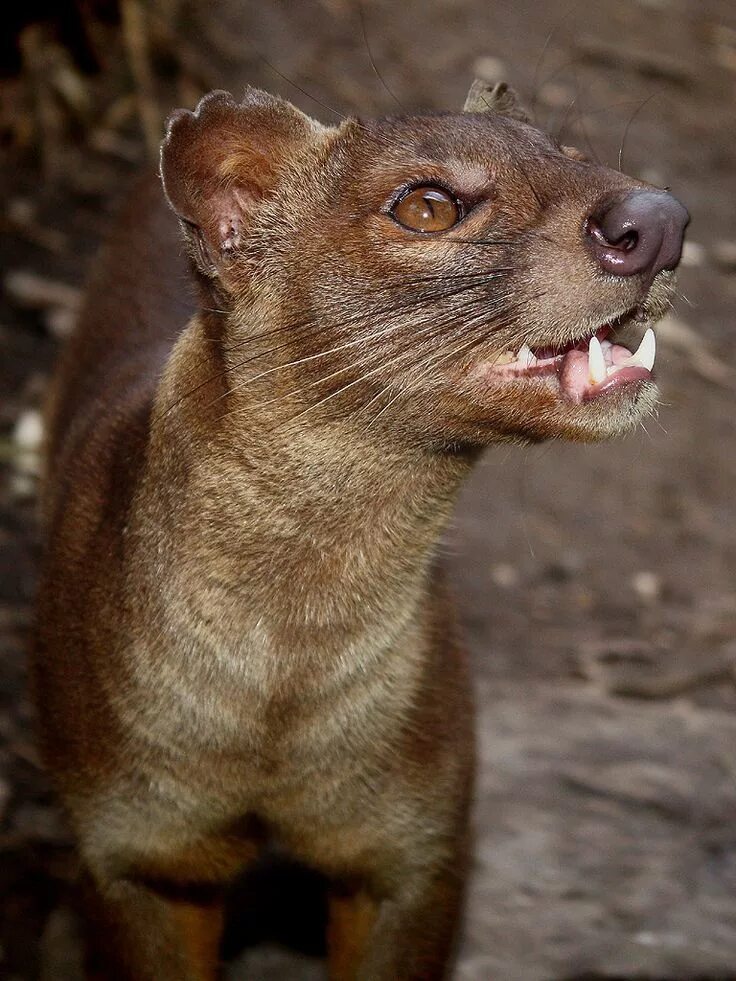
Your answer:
[82,870,226,981]
[327,832,469,981]
[323,585,474,980]
[326,745,473,981]
[362,860,467,980]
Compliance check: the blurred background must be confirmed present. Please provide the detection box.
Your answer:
[1,1,736,978]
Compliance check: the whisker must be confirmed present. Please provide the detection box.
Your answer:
[256,53,349,122]
[220,290,519,427]
[360,330,490,433]
[157,315,327,419]
[554,95,578,145]
[651,410,668,436]
[530,1,585,120]
[533,55,591,128]
[570,74,602,165]
[388,237,514,248]
[358,2,404,110]
[394,269,513,286]
[514,158,544,210]
[357,298,528,427]
[353,314,485,425]
[618,92,659,172]
[160,274,511,417]
[674,290,696,310]
[361,305,526,434]
[440,238,514,248]
[223,272,508,358]
[554,97,648,147]
[220,315,424,404]
[273,290,504,402]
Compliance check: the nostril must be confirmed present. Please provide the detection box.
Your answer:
[587,218,639,253]
[586,189,688,279]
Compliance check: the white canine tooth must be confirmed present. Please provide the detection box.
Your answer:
[588,335,607,385]
[517,343,536,367]
[628,327,656,371]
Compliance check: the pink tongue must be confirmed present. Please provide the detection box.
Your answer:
[558,350,590,402]
[558,345,650,403]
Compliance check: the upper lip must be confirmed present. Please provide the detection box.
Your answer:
[497,304,648,366]
[495,325,656,375]
[472,305,659,405]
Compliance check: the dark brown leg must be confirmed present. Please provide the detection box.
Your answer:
[325,821,470,981]
[357,857,467,981]
[82,872,225,981]
[327,888,378,981]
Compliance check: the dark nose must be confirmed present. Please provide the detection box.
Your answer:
[586,189,689,279]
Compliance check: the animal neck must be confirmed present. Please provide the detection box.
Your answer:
[142,313,474,648]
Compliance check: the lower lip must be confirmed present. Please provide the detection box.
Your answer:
[557,344,652,403]
[471,343,652,404]
[581,364,652,401]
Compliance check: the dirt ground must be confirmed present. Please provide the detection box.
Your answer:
[2,0,736,978]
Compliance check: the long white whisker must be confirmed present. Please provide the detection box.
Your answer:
[161,271,513,418]
[249,305,499,428]
[361,310,518,433]
[218,290,509,422]
[364,336,490,434]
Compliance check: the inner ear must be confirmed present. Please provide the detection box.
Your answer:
[463,79,532,124]
[160,88,321,279]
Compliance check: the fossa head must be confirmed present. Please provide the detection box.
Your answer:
[160,82,688,447]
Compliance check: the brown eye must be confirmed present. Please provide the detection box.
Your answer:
[391,186,461,233]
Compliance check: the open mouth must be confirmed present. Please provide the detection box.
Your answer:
[480,316,656,404]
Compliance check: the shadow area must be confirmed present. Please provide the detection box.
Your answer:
[221,850,329,963]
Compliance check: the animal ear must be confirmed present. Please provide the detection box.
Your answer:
[160,88,320,279]
[561,144,588,162]
[463,79,531,123]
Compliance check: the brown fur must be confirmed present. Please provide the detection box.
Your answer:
[34,84,681,979]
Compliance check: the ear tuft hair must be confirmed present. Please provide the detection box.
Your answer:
[463,79,531,123]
